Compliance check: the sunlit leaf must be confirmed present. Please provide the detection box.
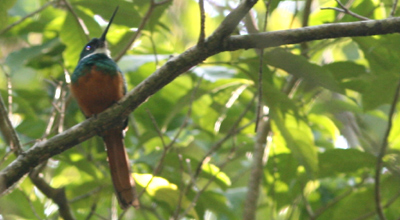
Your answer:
[134,173,198,218]
[271,110,318,176]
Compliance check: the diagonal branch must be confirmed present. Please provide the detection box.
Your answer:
[0,0,258,196]
[3,2,400,195]
[390,0,399,17]
[0,81,23,156]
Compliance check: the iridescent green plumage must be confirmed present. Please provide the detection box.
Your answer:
[71,53,121,83]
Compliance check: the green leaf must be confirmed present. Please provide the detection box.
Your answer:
[271,110,319,176]
[134,174,198,218]
[74,0,142,28]
[323,61,367,81]
[319,186,374,220]
[354,35,400,72]
[308,114,339,149]
[0,0,17,30]
[262,80,299,116]
[60,13,88,68]
[264,48,344,93]
[5,38,60,73]
[362,73,399,110]
[201,163,231,188]
[310,98,361,115]
[318,149,375,178]
[198,191,237,220]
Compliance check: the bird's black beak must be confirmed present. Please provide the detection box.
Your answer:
[100,6,119,42]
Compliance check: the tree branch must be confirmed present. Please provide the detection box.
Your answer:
[29,163,75,220]
[243,118,270,220]
[321,0,370,21]
[374,79,400,220]
[197,0,206,46]
[3,2,400,195]
[224,17,400,50]
[0,78,23,156]
[390,0,399,17]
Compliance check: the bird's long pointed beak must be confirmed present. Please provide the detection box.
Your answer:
[100,6,119,42]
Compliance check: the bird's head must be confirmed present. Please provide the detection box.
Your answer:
[79,6,119,61]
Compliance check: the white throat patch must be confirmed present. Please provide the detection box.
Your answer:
[81,47,111,61]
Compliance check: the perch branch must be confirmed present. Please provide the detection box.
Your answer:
[3,2,400,195]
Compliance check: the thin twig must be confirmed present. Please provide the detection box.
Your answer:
[114,0,172,62]
[354,189,400,220]
[69,186,103,203]
[172,154,187,219]
[391,0,399,17]
[0,81,23,155]
[302,184,315,218]
[177,147,237,219]
[197,0,206,46]
[243,3,271,219]
[194,95,256,179]
[62,0,90,41]
[171,76,204,217]
[0,1,55,35]
[254,41,262,131]
[58,83,68,133]
[20,188,44,220]
[85,203,97,220]
[300,0,312,55]
[374,80,400,220]
[146,109,167,148]
[0,150,13,167]
[321,0,370,21]
[139,76,203,199]
[147,34,160,67]
[1,65,13,119]
[335,0,356,21]
[312,175,367,219]
[43,81,63,138]
[255,1,270,132]
[140,204,166,220]
[29,163,76,220]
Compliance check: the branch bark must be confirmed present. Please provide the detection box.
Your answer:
[224,17,400,50]
[243,118,270,220]
[2,3,400,195]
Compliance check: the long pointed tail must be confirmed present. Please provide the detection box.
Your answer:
[103,128,139,209]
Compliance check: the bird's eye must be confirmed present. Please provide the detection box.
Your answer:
[85,45,91,50]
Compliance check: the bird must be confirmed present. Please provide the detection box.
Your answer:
[70,7,139,209]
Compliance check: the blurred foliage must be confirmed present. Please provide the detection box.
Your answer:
[1,0,400,219]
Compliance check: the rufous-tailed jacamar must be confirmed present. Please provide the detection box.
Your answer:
[70,7,139,209]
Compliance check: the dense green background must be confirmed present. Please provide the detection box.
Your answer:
[1,0,400,219]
